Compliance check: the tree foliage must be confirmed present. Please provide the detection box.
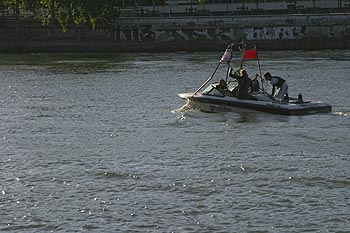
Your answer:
[1,0,121,30]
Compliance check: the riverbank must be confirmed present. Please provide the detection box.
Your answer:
[1,39,349,53]
[1,14,350,53]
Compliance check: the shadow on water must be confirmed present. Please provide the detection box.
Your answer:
[172,103,293,124]
[0,53,132,74]
[236,112,259,123]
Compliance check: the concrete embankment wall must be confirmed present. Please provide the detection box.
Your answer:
[0,14,350,53]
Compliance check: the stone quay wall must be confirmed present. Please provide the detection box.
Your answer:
[1,13,350,53]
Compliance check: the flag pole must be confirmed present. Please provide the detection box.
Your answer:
[194,43,233,95]
[255,45,264,91]
[225,61,230,82]
[194,62,221,95]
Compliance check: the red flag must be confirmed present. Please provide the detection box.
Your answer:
[243,50,258,60]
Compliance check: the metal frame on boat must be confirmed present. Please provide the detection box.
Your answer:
[178,43,332,115]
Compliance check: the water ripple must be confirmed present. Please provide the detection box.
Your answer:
[334,111,350,117]
[0,51,349,232]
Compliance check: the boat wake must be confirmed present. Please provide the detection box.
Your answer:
[172,100,193,113]
[334,111,350,117]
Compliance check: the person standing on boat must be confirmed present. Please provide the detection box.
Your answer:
[229,68,256,100]
[263,72,288,99]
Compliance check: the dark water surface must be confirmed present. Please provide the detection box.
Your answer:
[0,50,349,232]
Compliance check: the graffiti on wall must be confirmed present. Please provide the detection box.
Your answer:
[244,27,305,40]
[244,25,350,41]
[118,25,243,42]
[1,21,349,42]
[0,23,114,40]
[117,24,350,43]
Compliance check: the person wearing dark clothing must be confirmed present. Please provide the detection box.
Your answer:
[216,79,227,96]
[229,68,256,100]
[250,74,260,92]
[263,72,288,99]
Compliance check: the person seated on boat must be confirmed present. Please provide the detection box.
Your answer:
[250,74,261,92]
[263,72,289,100]
[215,79,227,96]
[228,68,257,100]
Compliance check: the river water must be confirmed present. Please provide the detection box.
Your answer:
[0,50,349,232]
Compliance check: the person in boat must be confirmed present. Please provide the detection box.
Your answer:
[229,68,256,100]
[216,79,227,96]
[263,72,289,99]
[250,74,260,92]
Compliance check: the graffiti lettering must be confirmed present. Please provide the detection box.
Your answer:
[207,20,224,27]
[310,17,328,24]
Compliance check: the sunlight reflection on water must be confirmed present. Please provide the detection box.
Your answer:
[0,51,349,232]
